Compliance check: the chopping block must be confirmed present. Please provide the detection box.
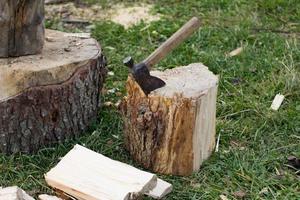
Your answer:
[121,63,218,176]
[0,30,107,154]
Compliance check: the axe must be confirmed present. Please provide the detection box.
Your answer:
[123,17,201,95]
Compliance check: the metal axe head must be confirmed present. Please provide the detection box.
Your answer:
[123,56,166,95]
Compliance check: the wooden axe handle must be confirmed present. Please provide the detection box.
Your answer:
[143,17,200,69]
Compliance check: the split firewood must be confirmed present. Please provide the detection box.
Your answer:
[228,47,243,57]
[145,178,173,199]
[45,144,159,200]
[270,94,285,111]
[39,194,63,200]
[0,186,34,200]
[121,63,218,176]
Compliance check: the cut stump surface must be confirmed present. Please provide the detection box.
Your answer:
[0,29,107,154]
[121,63,218,176]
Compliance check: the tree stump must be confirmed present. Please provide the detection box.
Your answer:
[0,30,107,154]
[0,0,45,57]
[121,63,218,176]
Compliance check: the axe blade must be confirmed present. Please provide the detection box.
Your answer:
[132,62,166,95]
[136,74,166,95]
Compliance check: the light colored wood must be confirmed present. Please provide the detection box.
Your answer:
[270,94,285,111]
[0,29,100,102]
[121,63,218,175]
[145,178,172,199]
[0,29,107,154]
[228,47,243,57]
[39,194,63,200]
[144,17,200,68]
[0,186,34,200]
[45,144,157,200]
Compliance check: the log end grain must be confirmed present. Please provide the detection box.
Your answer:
[0,30,107,154]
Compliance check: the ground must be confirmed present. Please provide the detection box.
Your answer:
[1,0,300,199]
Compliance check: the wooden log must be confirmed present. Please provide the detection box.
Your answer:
[0,29,107,154]
[0,0,45,57]
[121,63,218,176]
[0,186,34,200]
[45,144,158,200]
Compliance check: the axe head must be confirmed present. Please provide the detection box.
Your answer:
[123,56,166,95]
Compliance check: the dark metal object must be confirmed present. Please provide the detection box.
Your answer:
[123,57,166,95]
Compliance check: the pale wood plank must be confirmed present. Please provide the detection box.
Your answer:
[45,145,157,200]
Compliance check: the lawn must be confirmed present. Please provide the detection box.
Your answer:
[1,0,300,199]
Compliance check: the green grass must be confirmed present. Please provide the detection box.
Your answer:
[1,0,300,199]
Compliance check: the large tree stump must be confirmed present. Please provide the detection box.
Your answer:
[0,0,45,57]
[121,63,218,176]
[0,30,107,154]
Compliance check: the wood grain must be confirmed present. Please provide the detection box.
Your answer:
[0,0,45,57]
[121,63,218,175]
[0,30,107,154]
[45,145,157,200]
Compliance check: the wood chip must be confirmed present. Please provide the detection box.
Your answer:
[39,194,63,200]
[145,178,172,199]
[220,194,229,200]
[64,33,91,39]
[0,186,34,200]
[215,133,221,152]
[270,94,285,111]
[45,144,158,200]
[228,47,243,57]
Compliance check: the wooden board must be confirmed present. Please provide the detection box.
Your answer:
[121,63,218,175]
[45,144,157,200]
[0,30,107,154]
[0,186,34,200]
[0,0,45,57]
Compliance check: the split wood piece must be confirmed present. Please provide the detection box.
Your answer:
[270,94,285,111]
[121,63,218,176]
[0,186,34,200]
[0,0,45,57]
[39,194,63,200]
[45,144,158,200]
[0,29,107,154]
[146,178,173,199]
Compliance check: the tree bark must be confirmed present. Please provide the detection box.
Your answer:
[0,30,107,154]
[121,63,218,176]
[0,0,45,57]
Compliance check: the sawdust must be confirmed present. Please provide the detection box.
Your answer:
[45,3,160,28]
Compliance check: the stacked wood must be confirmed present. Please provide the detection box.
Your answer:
[0,0,45,57]
[0,186,34,200]
[45,144,157,200]
[0,30,107,154]
[121,63,219,176]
